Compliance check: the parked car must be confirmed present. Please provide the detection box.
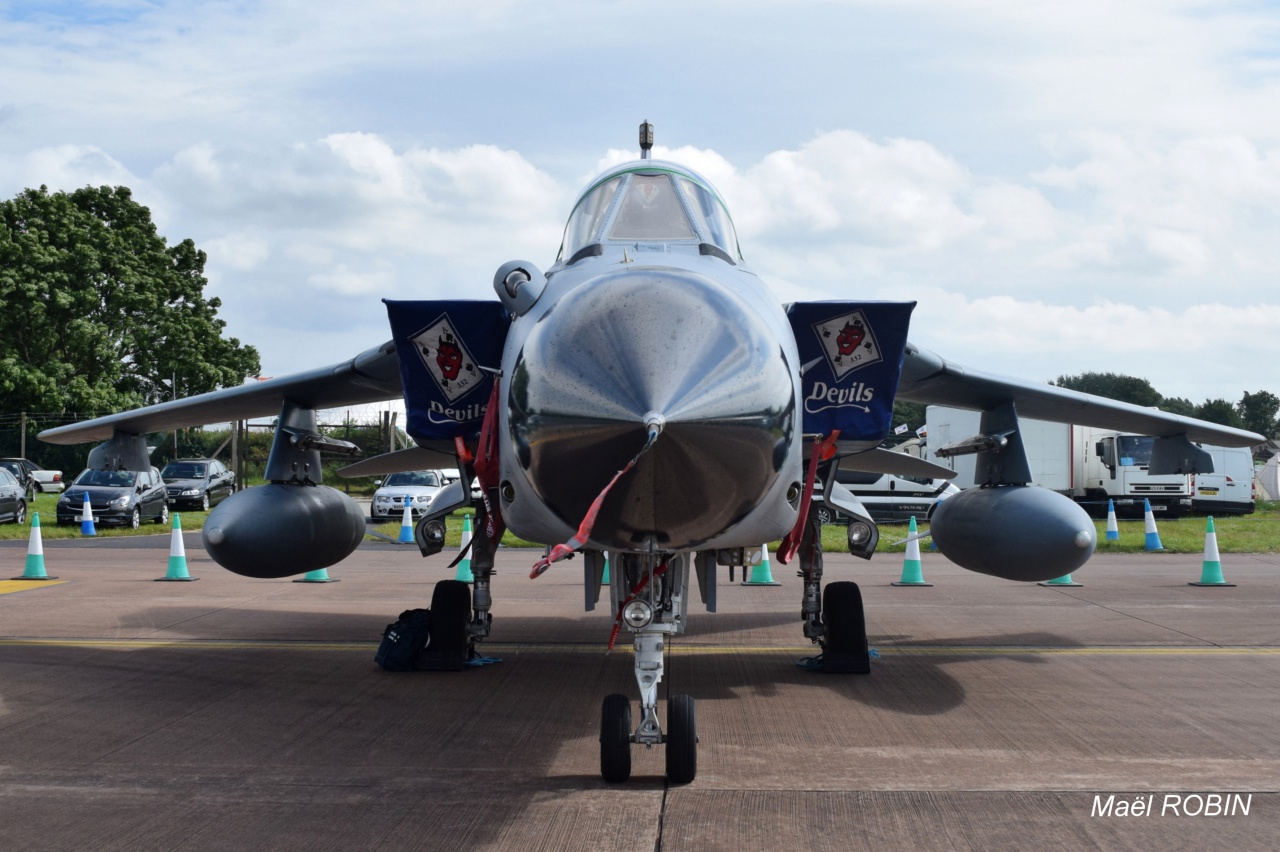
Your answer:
[0,467,29,525]
[160,458,235,511]
[0,458,64,493]
[371,470,445,521]
[814,470,960,525]
[56,467,169,529]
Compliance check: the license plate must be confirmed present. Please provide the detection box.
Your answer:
[1200,489,1219,495]
[1152,505,1167,511]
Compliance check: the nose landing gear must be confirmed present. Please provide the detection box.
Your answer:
[598,553,698,784]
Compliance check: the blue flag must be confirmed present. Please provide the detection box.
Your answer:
[384,300,510,443]
[785,301,915,441]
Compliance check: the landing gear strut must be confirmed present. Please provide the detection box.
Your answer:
[598,552,698,784]
[798,507,871,674]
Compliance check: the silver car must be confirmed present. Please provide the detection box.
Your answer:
[371,470,445,521]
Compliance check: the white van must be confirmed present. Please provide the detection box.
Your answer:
[1191,446,1255,515]
[814,470,960,525]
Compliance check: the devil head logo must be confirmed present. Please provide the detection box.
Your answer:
[813,308,883,380]
[409,314,482,403]
[836,321,865,356]
[436,333,463,381]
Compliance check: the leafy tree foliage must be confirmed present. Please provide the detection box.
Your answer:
[1238,390,1280,439]
[1158,396,1196,417]
[888,399,927,444]
[0,185,260,417]
[1195,398,1243,429]
[1052,372,1161,407]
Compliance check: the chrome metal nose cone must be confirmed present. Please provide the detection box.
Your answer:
[509,268,795,550]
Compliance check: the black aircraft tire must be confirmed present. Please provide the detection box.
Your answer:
[600,693,632,783]
[822,581,871,674]
[665,694,697,785]
[419,579,471,671]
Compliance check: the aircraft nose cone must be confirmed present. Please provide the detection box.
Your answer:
[509,268,796,550]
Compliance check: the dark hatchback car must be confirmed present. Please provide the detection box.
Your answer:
[0,467,28,525]
[57,467,169,529]
[160,458,235,510]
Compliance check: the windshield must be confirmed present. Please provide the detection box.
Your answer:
[385,471,440,487]
[559,164,740,261]
[162,463,207,480]
[1117,436,1155,466]
[76,469,137,487]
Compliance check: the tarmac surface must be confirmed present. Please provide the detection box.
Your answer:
[0,533,1277,851]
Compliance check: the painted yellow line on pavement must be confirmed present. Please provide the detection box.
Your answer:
[0,638,1276,657]
[0,580,67,596]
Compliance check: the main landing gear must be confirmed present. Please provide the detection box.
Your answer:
[798,507,872,674]
[598,552,698,785]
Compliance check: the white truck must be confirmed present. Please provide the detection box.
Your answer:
[924,406,1192,518]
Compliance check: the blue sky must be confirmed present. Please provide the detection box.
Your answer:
[3,0,1279,406]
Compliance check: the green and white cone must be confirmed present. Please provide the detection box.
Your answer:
[1039,573,1083,587]
[157,514,197,581]
[13,513,55,580]
[294,567,337,583]
[455,513,474,582]
[1190,516,1235,587]
[893,516,932,586]
[742,542,781,586]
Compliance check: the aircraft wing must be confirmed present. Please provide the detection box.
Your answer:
[38,341,403,445]
[897,343,1263,447]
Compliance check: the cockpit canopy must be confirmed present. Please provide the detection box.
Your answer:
[558,161,741,263]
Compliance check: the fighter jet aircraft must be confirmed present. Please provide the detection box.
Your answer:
[40,123,1263,785]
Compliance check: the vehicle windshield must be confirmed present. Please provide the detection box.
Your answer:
[558,164,740,261]
[385,471,440,487]
[76,469,137,488]
[1117,436,1155,466]
[162,463,207,480]
[0,462,21,478]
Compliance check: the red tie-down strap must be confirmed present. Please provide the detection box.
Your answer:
[529,430,660,579]
[775,431,840,564]
[471,381,506,546]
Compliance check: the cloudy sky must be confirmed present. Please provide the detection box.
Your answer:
[3,0,1279,409]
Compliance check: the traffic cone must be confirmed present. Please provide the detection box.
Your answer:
[398,497,414,543]
[455,513,474,582]
[741,543,781,585]
[79,493,96,537]
[156,514,197,581]
[893,517,932,586]
[1142,499,1164,551]
[1105,500,1119,542]
[601,550,610,584]
[294,568,338,583]
[1189,516,1235,587]
[12,513,55,580]
[1039,573,1083,587]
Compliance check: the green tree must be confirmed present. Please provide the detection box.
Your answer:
[1052,372,1162,407]
[1238,390,1280,439]
[1159,396,1196,417]
[1195,398,1243,429]
[0,185,259,416]
[887,399,926,445]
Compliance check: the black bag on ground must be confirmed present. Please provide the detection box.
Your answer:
[375,608,432,671]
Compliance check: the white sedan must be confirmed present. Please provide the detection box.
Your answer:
[370,470,445,521]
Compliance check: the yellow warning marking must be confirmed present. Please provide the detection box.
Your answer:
[0,580,66,596]
[0,638,1276,657]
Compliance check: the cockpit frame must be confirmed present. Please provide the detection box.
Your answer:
[557,161,742,264]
